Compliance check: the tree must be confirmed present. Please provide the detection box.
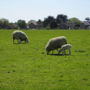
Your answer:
[27,20,37,29]
[8,23,18,29]
[50,21,57,29]
[56,14,68,24]
[84,17,90,29]
[43,16,55,28]
[16,20,27,29]
[0,18,9,29]
[56,14,68,29]
[85,17,90,22]
[37,19,43,29]
[68,17,82,29]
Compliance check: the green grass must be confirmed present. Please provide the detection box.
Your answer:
[0,29,90,90]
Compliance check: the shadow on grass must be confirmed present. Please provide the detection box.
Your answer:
[41,52,71,56]
[13,43,28,45]
[74,50,86,53]
[49,54,63,56]
[48,54,71,56]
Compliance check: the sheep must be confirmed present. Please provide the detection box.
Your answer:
[45,36,67,54]
[12,30,29,44]
[58,44,72,55]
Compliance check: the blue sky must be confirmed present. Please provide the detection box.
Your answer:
[0,0,90,22]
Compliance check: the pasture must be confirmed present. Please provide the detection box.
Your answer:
[0,30,90,90]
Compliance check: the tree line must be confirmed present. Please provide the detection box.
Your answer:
[0,14,90,30]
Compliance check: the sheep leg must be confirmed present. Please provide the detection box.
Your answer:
[62,50,66,55]
[57,48,60,54]
[62,50,64,55]
[64,50,66,55]
[68,49,71,55]
[13,38,15,44]
[58,50,60,54]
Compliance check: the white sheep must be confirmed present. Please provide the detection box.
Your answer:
[12,30,29,44]
[58,44,72,55]
[45,36,67,54]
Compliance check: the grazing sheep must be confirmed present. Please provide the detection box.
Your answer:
[45,36,67,54]
[58,44,72,55]
[12,30,29,44]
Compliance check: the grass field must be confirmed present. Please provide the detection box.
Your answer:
[0,29,90,90]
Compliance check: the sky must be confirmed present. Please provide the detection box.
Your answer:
[0,0,90,22]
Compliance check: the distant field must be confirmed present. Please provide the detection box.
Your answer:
[0,29,90,90]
